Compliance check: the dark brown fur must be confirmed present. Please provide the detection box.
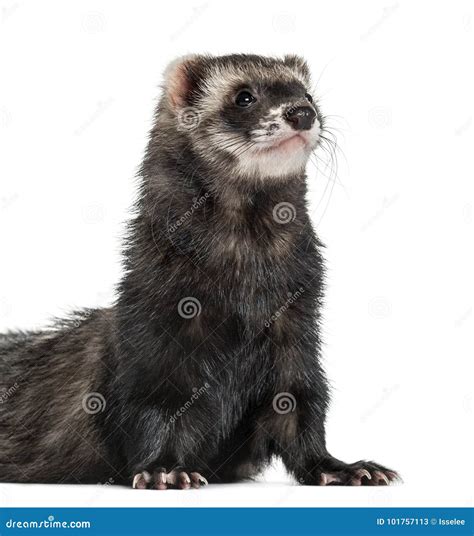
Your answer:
[0,54,398,487]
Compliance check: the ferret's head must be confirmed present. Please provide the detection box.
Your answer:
[159,54,322,183]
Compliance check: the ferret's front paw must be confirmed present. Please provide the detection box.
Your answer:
[321,461,399,486]
[302,458,400,486]
[132,467,208,490]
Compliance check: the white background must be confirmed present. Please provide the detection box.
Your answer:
[0,0,472,508]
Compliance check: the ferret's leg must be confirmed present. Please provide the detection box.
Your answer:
[265,293,400,486]
[121,404,213,490]
[274,389,400,486]
[205,418,271,484]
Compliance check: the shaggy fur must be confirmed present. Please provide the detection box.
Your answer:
[0,54,398,488]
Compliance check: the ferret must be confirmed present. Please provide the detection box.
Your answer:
[0,54,398,489]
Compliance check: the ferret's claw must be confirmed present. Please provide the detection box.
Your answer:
[373,470,390,485]
[132,467,208,490]
[132,470,151,489]
[190,472,208,488]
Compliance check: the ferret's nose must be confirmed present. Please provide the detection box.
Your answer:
[285,106,316,131]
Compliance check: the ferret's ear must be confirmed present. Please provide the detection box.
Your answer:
[163,54,202,109]
[283,54,310,81]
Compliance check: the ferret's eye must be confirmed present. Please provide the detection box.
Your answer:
[305,93,314,103]
[235,90,257,107]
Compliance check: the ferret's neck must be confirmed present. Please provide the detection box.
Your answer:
[140,136,308,219]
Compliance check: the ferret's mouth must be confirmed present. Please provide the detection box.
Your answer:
[255,133,309,154]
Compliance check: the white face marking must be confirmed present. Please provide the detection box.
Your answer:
[235,103,320,179]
